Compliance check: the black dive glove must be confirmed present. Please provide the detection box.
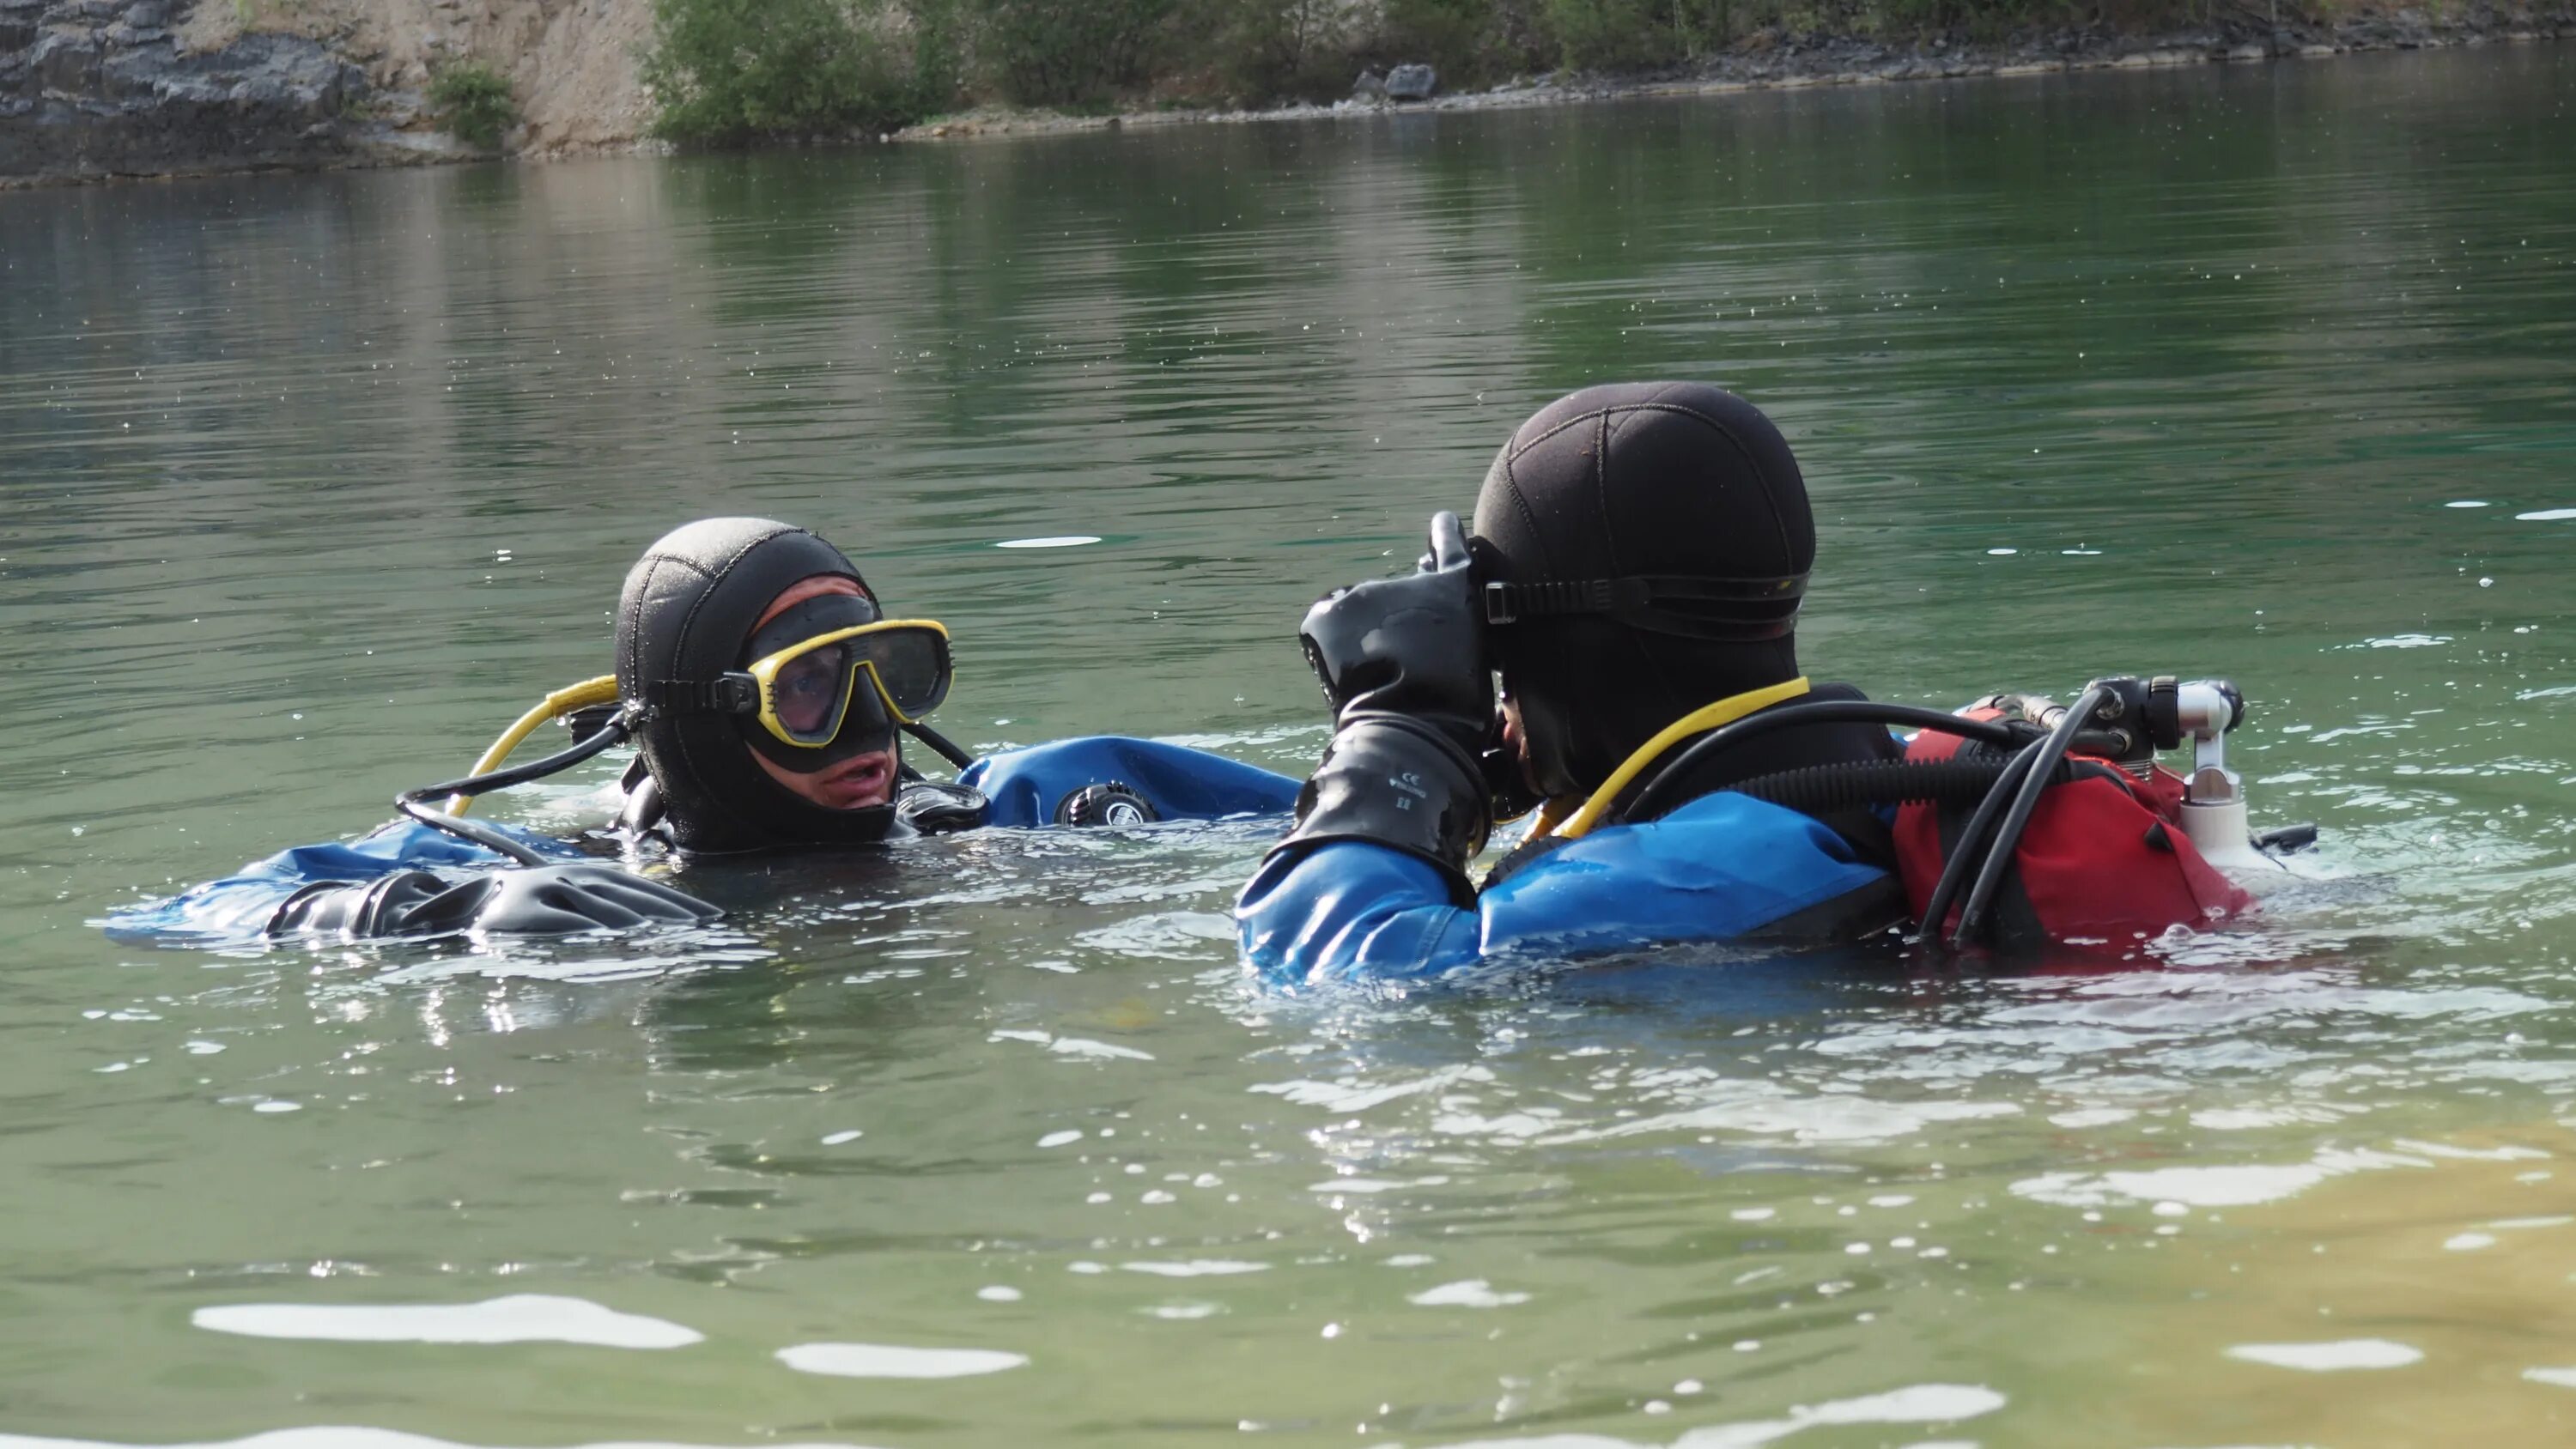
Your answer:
[269,864,721,939]
[1273,512,1492,902]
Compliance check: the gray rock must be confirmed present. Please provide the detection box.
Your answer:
[1352,67,1386,100]
[1,4,375,181]
[30,32,102,92]
[1386,63,1436,101]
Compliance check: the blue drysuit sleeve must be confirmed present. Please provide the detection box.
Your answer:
[963,736,1301,828]
[1236,791,1893,988]
[101,817,579,945]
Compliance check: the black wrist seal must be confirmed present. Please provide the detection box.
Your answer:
[1270,716,1490,907]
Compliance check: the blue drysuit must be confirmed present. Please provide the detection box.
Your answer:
[111,736,1298,945]
[1236,791,1898,988]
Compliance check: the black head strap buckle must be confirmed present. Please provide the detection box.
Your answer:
[643,673,761,717]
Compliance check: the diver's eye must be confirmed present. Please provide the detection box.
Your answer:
[772,652,845,735]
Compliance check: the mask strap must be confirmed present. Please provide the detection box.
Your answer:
[1483,573,1807,641]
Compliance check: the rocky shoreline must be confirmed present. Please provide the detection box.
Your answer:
[3,2,2567,189]
[892,6,2573,144]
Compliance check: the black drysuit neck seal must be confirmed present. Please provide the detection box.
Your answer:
[617,518,902,853]
[1473,382,1816,801]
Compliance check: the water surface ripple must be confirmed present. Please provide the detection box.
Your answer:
[3,45,2575,1449]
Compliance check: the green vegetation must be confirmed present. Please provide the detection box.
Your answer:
[428,61,518,150]
[642,0,928,142]
[641,0,2301,141]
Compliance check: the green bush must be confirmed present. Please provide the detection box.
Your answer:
[1376,0,1548,88]
[958,0,1182,105]
[1539,0,1735,70]
[643,0,927,142]
[428,61,517,149]
[1203,0,1357,100]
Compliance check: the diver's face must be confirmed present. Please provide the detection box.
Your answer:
[1500,694,1549,801]
[747,574,898,810]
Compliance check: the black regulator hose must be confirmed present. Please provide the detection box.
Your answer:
[1952,682,2111,949]
[902,719,978,772]
[1916,737,2048,949]
[1621,702,2027,826]
[1724,756,2085,815]
[395,711,637,866]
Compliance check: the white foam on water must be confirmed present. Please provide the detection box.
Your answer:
[2364,633,2451,649]
[191,1295,702,1349]
[1248,1064,1492,1113]
[2444,1232,2497,1252]
[1036,1130,1083,1148]
[819,1130,863,1146]
[2515,508,2576,521]
[1562,1090,2019,1148]
[2446,500,2492,507]
[1118,1259,1265,1277]
[1384,1253,1436,1267]
[2015,1164,2327,1208]
[1407,1279,1531,1308]
[775,1343,1027,1379]
[2190,1103,2359,1131]
[2490,1216,2574,1229]
[975,1286,1021,1302]
[2225,1339,2422,1372]
[2048,1107,2136,1129]
[2014,1143,2445,1210]
[1729,1208,1776,1222]
[2523,1367,2576,1389]
[0,1433,878,1449]
[993,536,1102,549]
[1048,1037,1154,1061]
[988,1030,1152,1061]
[1146,1303,1221,1319]
[1669,1384,2008,1449]
[1985,548,2018,556]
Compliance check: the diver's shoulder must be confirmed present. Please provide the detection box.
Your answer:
[963,735,1300,828]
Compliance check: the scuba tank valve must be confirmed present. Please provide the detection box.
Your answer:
[2171,679,2291,887]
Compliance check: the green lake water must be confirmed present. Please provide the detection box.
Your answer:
[4,44,2576,1449]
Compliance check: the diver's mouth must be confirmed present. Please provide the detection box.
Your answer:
[807,749,895,809]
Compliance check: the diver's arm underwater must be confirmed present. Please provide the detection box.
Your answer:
[107,518,1299,947]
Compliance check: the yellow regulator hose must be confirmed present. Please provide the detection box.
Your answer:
[446,676,621,815]
[1551,676,1813,841]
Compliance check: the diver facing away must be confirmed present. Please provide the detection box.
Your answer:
[126,517,1299,943]
[1237,382,2281,986]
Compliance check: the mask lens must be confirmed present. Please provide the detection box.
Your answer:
[769,642,852,742]
[858,627,951,718]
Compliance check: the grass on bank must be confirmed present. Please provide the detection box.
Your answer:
[641,0,2360,142]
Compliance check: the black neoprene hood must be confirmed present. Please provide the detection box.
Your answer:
[615,517,902,852]
[1472,381,1815,799]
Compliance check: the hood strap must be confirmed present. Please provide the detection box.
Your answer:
[641,676,758,716]
[1483,573,1807,640]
